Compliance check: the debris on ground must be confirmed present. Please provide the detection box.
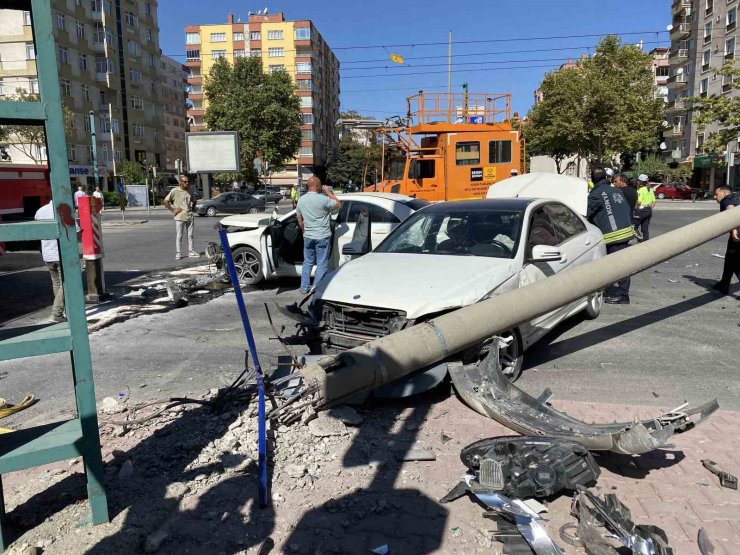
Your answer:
[701,459,738,490]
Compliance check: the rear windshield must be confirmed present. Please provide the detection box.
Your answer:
[403,198,430,211]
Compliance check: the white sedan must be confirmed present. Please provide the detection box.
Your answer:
[219,192,428,285]
[311,176,606,382]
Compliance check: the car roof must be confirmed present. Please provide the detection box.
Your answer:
[338,191,421,203]
[487,173,588,215]
[421,198,535,212]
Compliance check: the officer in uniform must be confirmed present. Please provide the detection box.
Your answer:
[634,174,656,241]
[587,167,635,304]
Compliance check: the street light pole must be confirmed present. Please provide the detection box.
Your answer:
[89,111,100,193]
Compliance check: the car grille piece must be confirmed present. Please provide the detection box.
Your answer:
[321,302,406,350]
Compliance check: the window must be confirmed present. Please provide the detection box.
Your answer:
[301,129,315,141]
[30,78,39,94]
[706,0,714,14]
[185,32,200,45]
[93,23,112,44]
[697,132,705,151]
[700,77,709,95]
[96,55,114,74]
[408,159,436,179]
[69,144,77,162]
[343,201,400,224]
[145,2,152,16]
[79,53,88,70]
[126,12,138,27]
[23,11,31,25]
[489,140,513,164]
[250,49,262,57]
[729,7,737,29]
[722,72,733,91]
[131,96,144,110]
[249,31,261,40]
[100,115,119,133]
[211,50,226,59]
[60,78,71,97]
[295,27,311,40]
[149,53,155,67]
[127,40,140,56]
[296,62,312,73]
[655,65,669,77]
[726,37,735,57]
[76,22,86,39]
[132,122,145,137]
[81,83,90,101]
[234,49,245,58]
[146,28,152,43]
[269,64,285,74]
[233,32,244,41]
[299,146,313,156]
[130,68,142,84]
[210,33,226,42]
[26,43,35,60]
[455,141,480,166]
[527,208,558,255]
[268,47,284,57]
[56,12,66,31]
[186,49,200,60]
[267,30,284,40]
[57,45,69,64]
[545,204,586,244]
[300,113,314,124]
[0,79,4,96]
[704,20,713,43]
[296,79,312,91]
[702,49,711,70]
[299,96,313,108]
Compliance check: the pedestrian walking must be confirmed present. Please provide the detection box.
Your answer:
[34,200,78,323]
[290,184,299,209]
[92,185,104,211]
[587,167,635,304]
[712,186,740,295]
[73,185,86,207]
[296,176,341,294]
[633,174,656,241]
[614,174,637,214]
[163,175,200,260]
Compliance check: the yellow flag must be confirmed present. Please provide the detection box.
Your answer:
[390,53,404,64]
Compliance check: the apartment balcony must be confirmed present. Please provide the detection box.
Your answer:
[668,48,690,64]
[665,124,685,136]
[188,91,203,101]
[667,73,689,87]
[670,22,692,39]
[665,99,687,112]
[671,0,692,9]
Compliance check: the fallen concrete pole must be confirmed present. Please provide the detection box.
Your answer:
[301,207,740,407]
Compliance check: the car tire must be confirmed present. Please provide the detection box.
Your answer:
[584,291,603,319]
[248,207,260,214]
[498,329,524,382]
[657,192,666,199]
[232,246,264,286]
[206,206,217,217]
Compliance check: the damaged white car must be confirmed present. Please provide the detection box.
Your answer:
[309,175,606,383]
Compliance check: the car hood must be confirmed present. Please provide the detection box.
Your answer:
[219,212,274,230]
[314,253,519,319]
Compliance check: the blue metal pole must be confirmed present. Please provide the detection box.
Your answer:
[217,226,268,508]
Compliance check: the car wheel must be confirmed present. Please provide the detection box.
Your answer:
[206,206,217,217]
[248,207,260,214]
[232,246,264,286]
[498,329,524,381]
[584,291,603,319]
[657,192,666,199]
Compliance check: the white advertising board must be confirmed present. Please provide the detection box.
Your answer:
[186,131,240,173]
[126,184,149,208]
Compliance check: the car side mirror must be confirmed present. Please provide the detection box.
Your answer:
[529,244,562,262]
[342,241,369,256]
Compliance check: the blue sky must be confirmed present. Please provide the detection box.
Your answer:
[159,0,672,119]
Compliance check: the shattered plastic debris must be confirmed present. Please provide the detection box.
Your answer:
[697,527,715,555]
[701,459,738,490]
[369,545,389,555]
[448,346,719,455]
[712,253,726,259]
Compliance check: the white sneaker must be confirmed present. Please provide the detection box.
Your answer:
[188,251,201,258]
[176,254,183,260]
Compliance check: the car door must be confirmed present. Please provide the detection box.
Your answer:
[334,201,402,265]
[518,205,565,344]
[219,193,236,213]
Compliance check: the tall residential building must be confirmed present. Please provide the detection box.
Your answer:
[160,55,189,170]
[651,47,670,102]
[184,11,340,183]
[667,0,739,189]
[0,1,179,189]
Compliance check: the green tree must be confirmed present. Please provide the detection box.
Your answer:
[684,62,740,154]
[0,90,74,164]
[621,155,669,182]
[525,36,664,165]
[327,136,382,188]
[119,159,146,184]
[204,57,301,183]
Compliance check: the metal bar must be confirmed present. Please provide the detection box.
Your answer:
[218,227,268,508]
[0,101,46,124]
[0,221,58,242]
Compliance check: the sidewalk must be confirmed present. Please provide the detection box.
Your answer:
[656,199,717,210]
[0,393,736,554]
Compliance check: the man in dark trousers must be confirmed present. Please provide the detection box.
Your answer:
[713,186,740,295]
[587,167,635,304]
[614,173,637,213]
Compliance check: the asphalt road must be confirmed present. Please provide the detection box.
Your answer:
[1,205,739,428]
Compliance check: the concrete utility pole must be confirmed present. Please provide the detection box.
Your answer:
[89,111,99,193]
[301,207,740,407]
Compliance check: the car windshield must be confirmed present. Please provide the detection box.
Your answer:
[376,208,524,259]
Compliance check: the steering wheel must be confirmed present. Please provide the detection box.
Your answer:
[489,239,513,256]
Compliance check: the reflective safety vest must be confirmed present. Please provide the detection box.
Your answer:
[637,186,655,208]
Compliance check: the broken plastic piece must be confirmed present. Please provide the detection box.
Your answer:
[369,545,389,555]
[449,347,719,455]
[697,527,715,555]
[701,460,738,490]
[459,436,600,499]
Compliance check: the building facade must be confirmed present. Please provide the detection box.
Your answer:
[184,11,340,183]
[0,1,180,189]
[160,55,189,170]
[667,0,740,189]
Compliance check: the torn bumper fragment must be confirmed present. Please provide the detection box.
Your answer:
[449,348,718,455]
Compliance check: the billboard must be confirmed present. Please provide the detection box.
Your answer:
[185,131,240,173]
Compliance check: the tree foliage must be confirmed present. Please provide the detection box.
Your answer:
[119,159,146,185]
[326,112,383,187]
[0,90,74,164]
[684,62,740,154]
[525,36,664,167]
[204,57,301,183]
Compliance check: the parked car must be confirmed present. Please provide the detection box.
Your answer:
[310,174,606,384]
[218,192,428,285]
[654,182,699,200]
[253,188,283,205]
[196,192,265,217]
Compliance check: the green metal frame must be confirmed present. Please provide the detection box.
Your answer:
[0,0,109,549]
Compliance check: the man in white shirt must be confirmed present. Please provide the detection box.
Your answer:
[73,185,86,207]
[34,200,66,322]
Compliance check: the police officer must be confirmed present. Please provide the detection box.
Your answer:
[634,174,656,241]
[587,167,635,304]
[713,186,740,295]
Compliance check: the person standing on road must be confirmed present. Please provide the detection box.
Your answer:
[73,185,86,207]
[163,175,200,260]
[712,186,740,295]
[296,176,341,294]
[587,167,635,304]
[614,174,637,214]
[290,184,299,209]
[92,185,104,212]
[633,174,656,242]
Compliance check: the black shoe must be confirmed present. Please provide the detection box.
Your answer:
[604,295,630,305]
[712,282,730,295]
